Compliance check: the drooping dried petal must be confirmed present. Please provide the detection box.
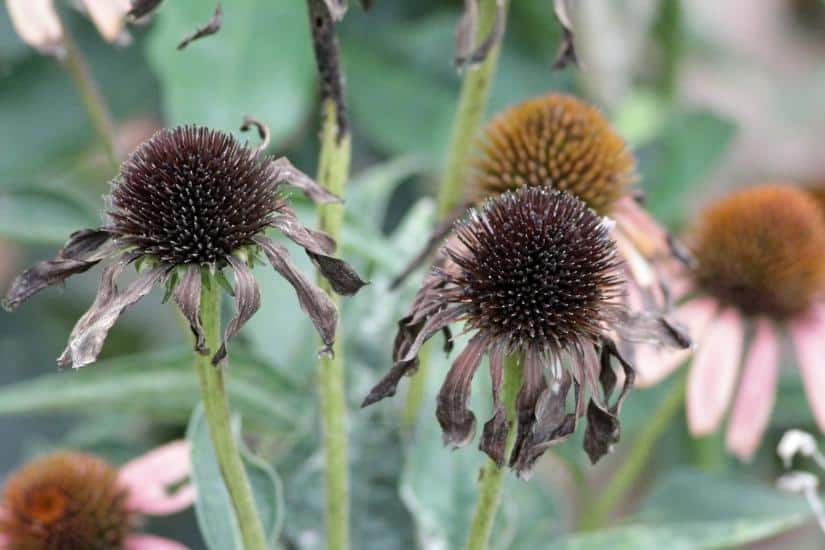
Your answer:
[509,347,549,471]
[176,3,222,50]
[436,333,490,448]
[270,156,342,204]
[254,236,338,353]
[128,0,164,19]
[173,265,206,355]
[58,261,165,369]
[552,0,577,69]
[480,343,508,466]
[212,256,261,365]
[454,0,506,69]
[2,229,112,311]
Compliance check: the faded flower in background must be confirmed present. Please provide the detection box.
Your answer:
[0,442,192,549]
[365,186,687,475]
[634,185,825,460]
[776,430,825,534]
[2,125,366,368]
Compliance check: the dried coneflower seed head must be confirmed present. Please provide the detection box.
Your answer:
[109,126,281,266]
[447,186,623,352]
[0,452,131,549]
[469,94,636,214]
[692,185,825,318]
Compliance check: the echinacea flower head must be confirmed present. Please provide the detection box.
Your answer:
[0,442,192,550]
[365,187,680,475]
[635,184,825,460]
[2,125,366,368]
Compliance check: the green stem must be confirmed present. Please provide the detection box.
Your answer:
[580,371,688,530]
[194,280,268,550]
[465,354,522,550]
[316,98,352,550]
[60,24,119,172]
[436,0,508,218]
[405,0,509,427]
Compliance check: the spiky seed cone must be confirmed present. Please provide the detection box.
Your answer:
[469,94,636,214]
[447,186,623,352]
[109,126,281,266]
[692,185,825,318]
[0,453,131,549]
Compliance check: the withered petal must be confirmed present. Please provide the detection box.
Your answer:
[174,265,207,355]
[128,0,164,19]
[272,208,336,255]
[307,251,368,296]
[322,0,348,20]
[58,261,164,369]
[619,309,692,350]
[270,156,342,204]
[583,400,620,464]
[254,236,338,351]
[454,0,506,68]
[552,0,577,69]
[480,343,508,466]
[508,347,548,470]
[212,256,262,365]
[436,333,489,448]
[398,305,469,364]
[3,229,113,311]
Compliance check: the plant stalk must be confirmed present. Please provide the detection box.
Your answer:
[404,0,509,426]
[194,280,267,550]
[465,354,522,550]
[580,370,688,530]
[61,24,119,171]
[306,2,353,548]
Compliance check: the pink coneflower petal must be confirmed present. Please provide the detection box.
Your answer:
[790,307,825,432]
[634,297,717,387]
[125,533,189,550]
[612,196,669,259]
[725,318,779,461]
[687,307,745,435]
[118,441,194,516]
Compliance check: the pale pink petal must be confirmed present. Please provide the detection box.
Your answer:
[613,196,669,259]
[125,533,189,550]
[118,441,195,516]
[634,297,717,387]
[725,318,780,461]
[6,0,64,56]
[79,0,131,44]
[790,308,825,432]
[687,307,745,435]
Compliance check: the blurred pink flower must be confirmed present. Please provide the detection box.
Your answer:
[634,184,825,461]
[0,441,193,549]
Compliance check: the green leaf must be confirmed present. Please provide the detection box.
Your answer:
[638,108,737,228]
[187,404,283,550]
[0,185,99,245]
[0,348,308,433]
[146,0,315,144]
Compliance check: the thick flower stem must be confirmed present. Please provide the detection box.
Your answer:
[465,354,522,550]
[404,0,509,427]
[194,281,268,550]
[314,98,352,550]
[580,371,688,530]
[61,25,119,172]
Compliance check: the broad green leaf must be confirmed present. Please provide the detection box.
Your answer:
[187,404,283,550]
[0,185,98,245]
[146,0,315,144]
[0,348,307,433]
[638,108,737,228]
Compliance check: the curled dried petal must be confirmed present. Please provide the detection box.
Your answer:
[480,344,509,466]
[177,3,222,50]
[3,229,112,311]
[436,333,489,448]
[173,265,206,355]
[254,236,339,352]
[270,157,342,204]
[212,256,261,365]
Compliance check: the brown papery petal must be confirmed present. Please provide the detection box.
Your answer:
[3,229,112,311]
[509,347,547,469]
[480,343,509,466]
[272,208,336,255]
[270,157,342,204]
[436,333,490,448]
[212,256,261,365]
[254,236,338,352]
[58,262,164,369]
[174,265,207,355]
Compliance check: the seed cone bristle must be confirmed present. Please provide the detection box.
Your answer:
[469,94,635,214]
[109,126,281,266]
[447,186,623,352]
[0,452,131,549]
[693,184,825,318]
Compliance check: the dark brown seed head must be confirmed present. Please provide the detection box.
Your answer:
[469,94,636,214]
[445,186,623,353]
[108,126,282,266]
[692,184,825,318]
[0,452,132,549]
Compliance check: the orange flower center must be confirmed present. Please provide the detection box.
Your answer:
[469,94,636,214]
[692,185,825,318]
[25,485,68,525]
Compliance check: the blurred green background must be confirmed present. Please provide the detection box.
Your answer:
[0,0,824,548]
